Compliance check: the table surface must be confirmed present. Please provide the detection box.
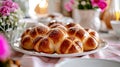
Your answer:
[10,32,120,67]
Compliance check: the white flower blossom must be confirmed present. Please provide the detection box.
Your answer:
[81,1,86,6]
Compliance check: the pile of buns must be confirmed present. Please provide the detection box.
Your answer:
[20,21,100,54]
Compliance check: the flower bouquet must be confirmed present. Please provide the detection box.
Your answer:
[65,0,107,12]
[0,0,23,42]
[64,0,107,31]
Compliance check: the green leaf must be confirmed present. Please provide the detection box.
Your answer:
[78,4,84,9]
[85,4,92,9]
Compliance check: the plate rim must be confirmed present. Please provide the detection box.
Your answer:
[11,39,107,58]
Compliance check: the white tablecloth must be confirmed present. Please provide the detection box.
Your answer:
[11,32,120,67]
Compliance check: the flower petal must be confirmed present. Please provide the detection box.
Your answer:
[0,34,11,61]
[64,2,73,12]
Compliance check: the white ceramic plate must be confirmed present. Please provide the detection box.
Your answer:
[55,58,120,67]
[11,39,107,58]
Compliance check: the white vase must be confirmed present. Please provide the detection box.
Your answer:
[73,9,101,31]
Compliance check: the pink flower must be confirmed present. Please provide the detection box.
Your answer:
[70,0,75,4]
[98,1,107,11]
[10,2,19,12]
[64,2,73,12]
[4,0,12,1]
[90,0,107,10]
[2,0,14,8]
[90,0,105,6]
[0,6,10,16]
[64,0,107,11]
[2,0,19,12]
[0,34,11,61]
[12,2,19,9]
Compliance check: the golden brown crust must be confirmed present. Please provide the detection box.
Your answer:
[83,36,98,51]
[20,22,99,54]
[21,35,34,50]
[48,21,63,27]
[33,36,43,52]
[66,23,76,28]
[76,29,89,41]
[36,26,49,35]
[38,38,54,54]
[58,37,83,54]
[21,28,31,38]
[66,22,83,29]
[68,45,79,53]
[48,28,65,44]
[29,28,37,38]
[59,39,72,54]
[68,27,79,36]
[85,28,99,42]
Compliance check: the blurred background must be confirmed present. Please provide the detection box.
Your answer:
[0,0,120,67]
[12,0,120,31]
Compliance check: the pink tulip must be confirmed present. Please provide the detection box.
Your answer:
[0,34,11,61]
